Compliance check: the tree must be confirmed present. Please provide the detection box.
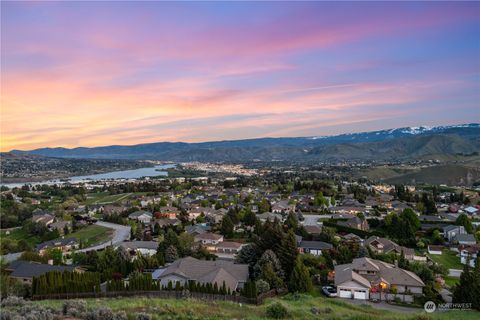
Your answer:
[456,214,473,234]
[165,245,179,263]
[260,262,284,289]
[284,212,298,231]
[220,216,234,238]
[288,258,313,293]
[453,260,480,310]
[243,210,257,227]
[254,249,285,279]
[178,232,194,256]
[277,231,298,279]
[236,244,258,266]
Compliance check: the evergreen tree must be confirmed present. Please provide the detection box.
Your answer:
[220,215,234,238]
[288,258,313,293]
[165,245,179,263]
[277,230,298,279]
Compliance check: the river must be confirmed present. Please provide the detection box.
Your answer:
[1,164,176,188]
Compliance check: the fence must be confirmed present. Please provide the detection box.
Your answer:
[31,288,286,305]
[370,292,414,303]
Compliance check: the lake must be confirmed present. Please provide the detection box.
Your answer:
[2,164,176,188]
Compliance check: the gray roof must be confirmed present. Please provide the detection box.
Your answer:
[443,225,461,232]
[8,261,77,279]
[157,257,248,291]
[454,234,476,243]
[299,241,333,250]
[118,241,159,250]
[335,257,425,288]
[128,211,152,218]
[36,238,78,251]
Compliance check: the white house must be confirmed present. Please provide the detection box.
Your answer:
[128,211,153,224]
[460,247,478,267]
[335,257,425,301]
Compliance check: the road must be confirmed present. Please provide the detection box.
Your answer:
[78,221,131,252]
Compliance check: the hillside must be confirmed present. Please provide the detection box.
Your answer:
[30,294,479,320]
[0,152,151,183]
[10,124,480,162]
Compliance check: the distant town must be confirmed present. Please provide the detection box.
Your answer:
[1,160,479,318]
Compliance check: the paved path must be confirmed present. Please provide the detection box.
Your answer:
[78,221,130,252]
[0,251,23,263]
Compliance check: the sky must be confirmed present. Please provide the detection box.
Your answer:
[1,1,479,151]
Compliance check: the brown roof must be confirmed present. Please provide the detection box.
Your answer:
[158,257,248,291]
[195,233,223,241]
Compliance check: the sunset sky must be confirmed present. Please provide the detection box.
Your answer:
[1,1,479,151]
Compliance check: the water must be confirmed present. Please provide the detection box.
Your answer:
[1,164,175,188]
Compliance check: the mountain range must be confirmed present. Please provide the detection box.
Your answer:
[11,124,480,162]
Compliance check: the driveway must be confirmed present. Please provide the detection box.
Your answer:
[78,221,131,252]
[340,298,421,314]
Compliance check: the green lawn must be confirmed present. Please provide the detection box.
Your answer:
[429,250,463,270]
[0,228,41,247]
[444,276,460,288]
[84,192,149,205]
[34,294,479,320]
[67,225,114,247]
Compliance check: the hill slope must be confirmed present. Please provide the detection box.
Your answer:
[11,124,480,162]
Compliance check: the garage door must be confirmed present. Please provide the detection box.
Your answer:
[354,290,367,300]
[339,289,352,298]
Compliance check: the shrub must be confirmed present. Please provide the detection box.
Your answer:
[1,295,26,307]
[62,299,87,317]
[266,302,289,319]
[135,313,151,320]
[256,279,270,294]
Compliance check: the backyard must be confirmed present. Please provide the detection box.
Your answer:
[67,224,114,248]
[429,250,463,270]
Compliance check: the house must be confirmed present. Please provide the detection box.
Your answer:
[214,241,245,259]
[460,246,478,267]
[49,220,72,235]
[342,233,364,245]
[303,225,322,236]
[185,224,210,236]
[271,200,295,213]
[298,241,333,256]
[335,257,425,300]
[6,260,80,284]
[117,241,158,257]
[337,217,369,231]
[194,233,224,246]
[257,212,283,223]
[128,211,153,224]
[454,234,477,245]
[153,257,248,292]
[443,225,466,242]
[35,238,79,256]
[31,213,54,226]
[364,236,416,261]
[464,206,479,215]
[152,218,181,229]
[427,245,443,255]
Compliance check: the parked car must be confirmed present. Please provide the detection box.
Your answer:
[322,286,337,297]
